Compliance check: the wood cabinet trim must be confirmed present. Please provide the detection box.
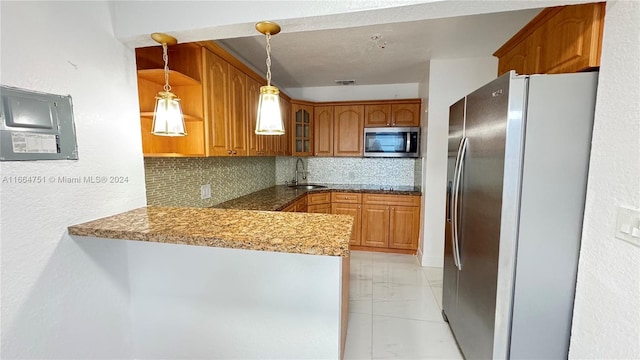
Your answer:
[362,194,421,207]
[331,192,363,204]
[313,98,422,107]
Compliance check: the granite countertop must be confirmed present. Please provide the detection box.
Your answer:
[215,184,422,211]
[68,206,352,257]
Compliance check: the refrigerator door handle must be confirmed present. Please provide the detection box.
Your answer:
[452,137,468,270]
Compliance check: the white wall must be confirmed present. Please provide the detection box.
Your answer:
[126,241,344,359]
[0,2,145,358]
[569,1,640,358]
[284,83,419,102]
[419,57,498,266]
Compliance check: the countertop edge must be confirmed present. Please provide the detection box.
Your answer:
[67,207,351,257]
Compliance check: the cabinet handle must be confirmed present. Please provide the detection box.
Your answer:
[227,150,232,155]
[233,150,237,154]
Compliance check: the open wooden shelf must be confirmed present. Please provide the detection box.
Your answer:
[137,69,200,86]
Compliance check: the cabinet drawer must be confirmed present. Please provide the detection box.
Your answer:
[362,194,421,207]
[331,192,362,204]
[308,192,331,205]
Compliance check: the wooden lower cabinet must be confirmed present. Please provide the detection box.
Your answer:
[295,196,308,212]
[361,194,421,251]
[389,206,421,250]
[282,192,420,253]
[332,202,362,246]
[308,203,331,214]
[361,205,390,248]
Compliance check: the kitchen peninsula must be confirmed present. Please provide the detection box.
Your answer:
[68,207,352,359]
[216,184,423,253]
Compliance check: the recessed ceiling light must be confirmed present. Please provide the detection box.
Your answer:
[335,80,356,85]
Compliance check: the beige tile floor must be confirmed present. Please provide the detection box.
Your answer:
[344,251,463,359]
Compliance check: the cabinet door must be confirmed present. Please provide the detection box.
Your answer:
[308,203,332,214]
[295,196,308,212]
[246,76,263,156]
[539,3,604,74]
[203,49,230,156]
[391,103,421,127]
[292,104,313,156]
[332,203,362,246]
[389,206,420,250]
[228,66,248,156]
[334,105,364,157]
[314,106,334,156]
[361,204,389,248]
[364,104,391,127]
[497,26,543,76]
[278,97,292,156]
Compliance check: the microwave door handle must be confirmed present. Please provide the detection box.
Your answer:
[406,133,411,152]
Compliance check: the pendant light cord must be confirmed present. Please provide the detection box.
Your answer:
[265,33,272,86]
[163,43,171,92]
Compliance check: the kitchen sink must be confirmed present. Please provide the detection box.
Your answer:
[290,184,327,190]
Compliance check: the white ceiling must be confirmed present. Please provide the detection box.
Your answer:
[218,8,542,88]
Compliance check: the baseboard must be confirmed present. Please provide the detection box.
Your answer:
[420,254,443,267]
[350,245,416,255]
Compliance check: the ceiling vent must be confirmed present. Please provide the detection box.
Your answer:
[335,80,356,86]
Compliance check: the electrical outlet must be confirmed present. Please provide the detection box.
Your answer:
[615,206,640,247]
[200,184,211,200]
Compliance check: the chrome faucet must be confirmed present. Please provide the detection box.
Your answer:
[294,158,307,185]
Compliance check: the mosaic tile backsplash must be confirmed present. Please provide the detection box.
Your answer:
[275,157,418,187]
[144,157,276,208]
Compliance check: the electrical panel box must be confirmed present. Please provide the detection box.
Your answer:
[0,85,78,161]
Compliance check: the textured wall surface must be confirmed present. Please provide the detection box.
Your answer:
[569,1,640,358]
[145,157,276,207]
[276,157,417,187]
[0,2,143,358]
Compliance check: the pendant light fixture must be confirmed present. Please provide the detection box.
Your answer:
[150,32,186,137]
[255,21,285,135]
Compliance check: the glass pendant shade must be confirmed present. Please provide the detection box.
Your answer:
[255,85,284,135]
[152,91,186,136]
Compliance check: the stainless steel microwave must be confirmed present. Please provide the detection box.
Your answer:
[363,127,420,158]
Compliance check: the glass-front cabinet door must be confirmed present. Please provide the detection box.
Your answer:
[291,102,314,156]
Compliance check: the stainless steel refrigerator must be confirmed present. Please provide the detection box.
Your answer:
[443,71,598,359]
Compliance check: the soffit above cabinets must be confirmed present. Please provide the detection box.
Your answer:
[217,8,542,88]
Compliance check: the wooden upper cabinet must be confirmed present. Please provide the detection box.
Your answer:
[539,3,605,74]
[496,27,543,76]
[291,102,314,156]
[365,102,421,127]
[228,66,248,156]
[277,96,292,156]
[247,76,276,156]
[494,2,605,76]
[391,103,420,127]
[334,105,364,157]
[364,104,391,127]
[136,44,207,157]
[314,106,334,156]
[203,48,230,156]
